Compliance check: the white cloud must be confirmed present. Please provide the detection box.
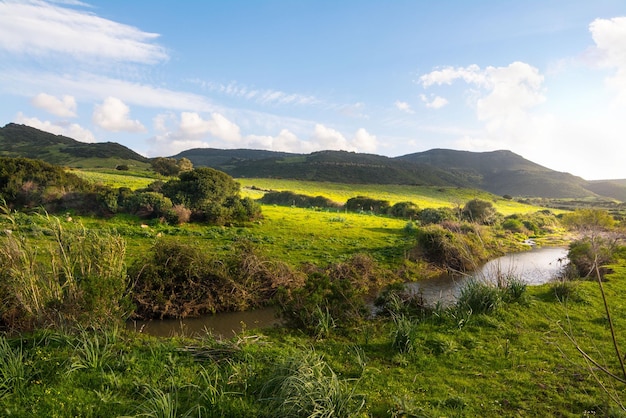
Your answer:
[0,0,167,64]
[419,94,448,109]
[92,97,146,132]
[352,128,377,153]
[589,16,626,105]
[179,112,242,142]
[311,124,353,150]
[148,113,378,157]
[395,101,414,113]
[15,112,96,142]
[31,93,77,117]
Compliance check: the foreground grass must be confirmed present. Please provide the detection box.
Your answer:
[1,276,625,416]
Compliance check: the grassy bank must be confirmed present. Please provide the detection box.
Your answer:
[1,274,625,416]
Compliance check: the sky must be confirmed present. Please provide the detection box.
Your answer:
[1,1,626,180]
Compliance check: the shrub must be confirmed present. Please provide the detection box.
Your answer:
[164,204,191,225]
[389,201,419,219]
[345,196,390,214]
[502,218,526,234]
[123,191,173,218]
[277,254,387,333]
[568,237,617,278]
[462,199,497,225]
[259,190,340,209]
[375,283,429,318]
[130,239,303,319]
[415,224,488,272]
[417,207,456,225]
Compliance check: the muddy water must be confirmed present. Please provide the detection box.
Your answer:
[127,307,280,338]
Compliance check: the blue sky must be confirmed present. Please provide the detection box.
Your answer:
[1,0,626,179]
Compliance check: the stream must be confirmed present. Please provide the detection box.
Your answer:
[404,246,568,306]
[129,246,568,337]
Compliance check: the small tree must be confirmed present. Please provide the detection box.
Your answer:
[151,157,180,176]
[163,167,240,210]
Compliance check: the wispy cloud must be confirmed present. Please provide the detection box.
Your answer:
[394,101,414,113]
[419,95,448,109]
[0,0,168,64]
[191,79,320,106]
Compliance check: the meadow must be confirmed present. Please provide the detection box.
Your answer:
[3,170,623,416]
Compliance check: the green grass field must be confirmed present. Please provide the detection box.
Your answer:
[238,178,548,216]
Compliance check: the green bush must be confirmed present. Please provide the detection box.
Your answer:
[568,237,617,278]
[462,199,497,225]
[502,218,526,233]
[417,207,457,225]
[259,190,340,209]
[345,196,390,214]
[389,201,419,219]
[277,254,387,334]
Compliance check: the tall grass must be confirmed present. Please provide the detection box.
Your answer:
[0,215,130,330]
[456,279,502,315]
[0,336,30,398]
[260,350,365,417]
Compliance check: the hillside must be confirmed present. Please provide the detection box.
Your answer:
[4,122,626,200]
[0,123,149,169]
[173,147,626,200]
[396,149,595,198]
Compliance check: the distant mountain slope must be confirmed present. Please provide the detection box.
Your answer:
[586,180,626,202]
[173,148,298,168]
[175,149,472,187]
[5,123,626,200]
[396,149,594,198]
[0,123,149,168]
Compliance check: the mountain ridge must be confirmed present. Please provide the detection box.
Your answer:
[2,122,625,201]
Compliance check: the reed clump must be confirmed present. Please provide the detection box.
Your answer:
[0,215,130,331]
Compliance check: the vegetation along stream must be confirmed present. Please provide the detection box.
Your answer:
[131,247,568,337]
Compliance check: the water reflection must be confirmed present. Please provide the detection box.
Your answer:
[405,246,568,306]
[128,307,280,338]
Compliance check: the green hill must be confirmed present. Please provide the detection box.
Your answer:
[172,147,625,199]
[0,123,149,169]
[5,122,626,201]
[396,149,595,198]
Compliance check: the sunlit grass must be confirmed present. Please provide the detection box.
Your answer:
[238,177,548,215]
[70,169,159,190]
